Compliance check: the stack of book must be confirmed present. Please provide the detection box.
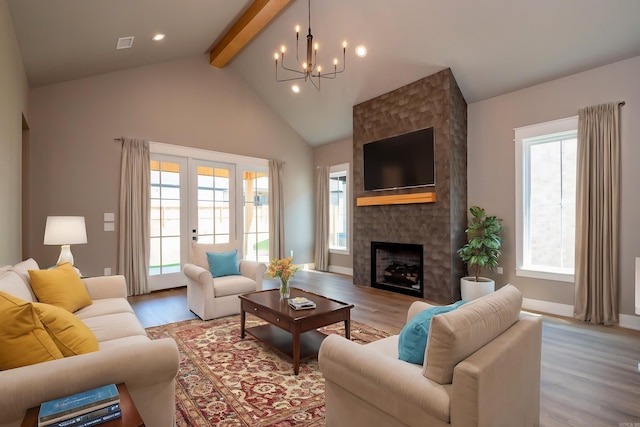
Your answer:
[38,384,121,427]
[288,297,316,310]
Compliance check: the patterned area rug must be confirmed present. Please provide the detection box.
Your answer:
[146,316,390,426]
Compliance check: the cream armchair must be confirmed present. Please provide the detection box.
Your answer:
[182,241,266,320]
[318,285,542,427]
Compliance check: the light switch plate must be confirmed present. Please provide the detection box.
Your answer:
[104,212,115,222]
[104,222,115,232]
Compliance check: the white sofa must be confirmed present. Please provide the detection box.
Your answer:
[183,241,267,320]
[0,259,179,427]
[319,285,542,427]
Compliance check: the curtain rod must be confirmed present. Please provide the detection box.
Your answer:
[113,102,627,145]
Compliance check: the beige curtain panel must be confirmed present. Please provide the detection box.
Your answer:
[574,102,621,325]
[314,166,330,271]
[118,137,150,296]
[269,159,285,259]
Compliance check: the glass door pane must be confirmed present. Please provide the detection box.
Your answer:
[191,160,234,245]
[242,169,269,262]
[150,159,184,276]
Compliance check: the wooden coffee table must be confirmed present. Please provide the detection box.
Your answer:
[239,288,353,375]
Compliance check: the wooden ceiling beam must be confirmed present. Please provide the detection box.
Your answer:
[209,0,292,68]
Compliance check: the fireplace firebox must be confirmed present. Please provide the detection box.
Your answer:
[371,242,424,297]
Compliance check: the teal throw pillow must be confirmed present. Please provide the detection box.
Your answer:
[398,300,468,365]
[206,250,240,278]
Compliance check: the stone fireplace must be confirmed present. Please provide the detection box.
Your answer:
[371,242,423,297]
[353,69,467,304]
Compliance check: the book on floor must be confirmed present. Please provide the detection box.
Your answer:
[38,384,120,427]
[288,297,316,310]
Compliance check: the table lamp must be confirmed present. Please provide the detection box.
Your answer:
[43,216,88,267]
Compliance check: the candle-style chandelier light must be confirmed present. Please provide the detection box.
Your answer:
[274,0,346,91]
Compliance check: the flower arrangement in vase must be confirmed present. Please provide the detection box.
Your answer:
[267,257,301,299]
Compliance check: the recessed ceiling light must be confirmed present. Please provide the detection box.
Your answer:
[152,33,165,41]
[291,85,300,94]
[355,45,367,58]
[116,36,135,50]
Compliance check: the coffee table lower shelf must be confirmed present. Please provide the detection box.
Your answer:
[245,323,327,360]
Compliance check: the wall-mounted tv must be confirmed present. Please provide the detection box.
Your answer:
[363,127,435,191]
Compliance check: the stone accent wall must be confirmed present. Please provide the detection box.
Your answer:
[353,69,467,303]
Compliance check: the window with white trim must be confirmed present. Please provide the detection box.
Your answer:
[329,163,349,253]
[515,116,578,282]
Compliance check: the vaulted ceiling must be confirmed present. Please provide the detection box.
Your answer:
[8,0,640,145]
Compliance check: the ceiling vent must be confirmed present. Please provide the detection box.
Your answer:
[116,36,135,50]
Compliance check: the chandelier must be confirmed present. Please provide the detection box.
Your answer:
[274,0,346,91]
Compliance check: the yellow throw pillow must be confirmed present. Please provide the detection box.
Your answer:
[28,263,92,312]
[0,291,63,370]
[33,303,99,357]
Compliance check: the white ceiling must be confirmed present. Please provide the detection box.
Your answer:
[8,0,640,146]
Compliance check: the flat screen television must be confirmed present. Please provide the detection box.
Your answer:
[363,127,435,191]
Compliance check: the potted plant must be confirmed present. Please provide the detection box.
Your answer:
[457,206,504,300]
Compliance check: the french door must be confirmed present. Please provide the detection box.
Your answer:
[149,153,268,291]
[149,155,187,290]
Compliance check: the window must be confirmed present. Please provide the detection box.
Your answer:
[329,163,349,253]
[515,116,578,282]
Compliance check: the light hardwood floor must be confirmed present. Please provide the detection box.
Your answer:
[129,269,640,427]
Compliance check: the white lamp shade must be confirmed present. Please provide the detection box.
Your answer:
[43,216,88,245]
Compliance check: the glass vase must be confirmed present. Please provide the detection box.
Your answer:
[279,278,290,300]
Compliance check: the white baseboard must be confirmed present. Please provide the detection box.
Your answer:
[522,298,574,317]
[619,314,640,331]
[328,265,353,276]
[522,297,640,331]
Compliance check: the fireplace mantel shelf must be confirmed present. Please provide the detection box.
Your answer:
[356,192,437,206]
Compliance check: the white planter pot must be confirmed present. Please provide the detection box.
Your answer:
[460,277,495,301]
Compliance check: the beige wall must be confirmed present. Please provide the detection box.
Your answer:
[468,55,640,317]
[313,137,353,273]
[27,55,314,277]
[0,0,29,265]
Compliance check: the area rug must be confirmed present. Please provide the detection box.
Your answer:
[146,316,391,426]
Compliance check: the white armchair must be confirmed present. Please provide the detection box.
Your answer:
[182,241,267,320]
[318,285,542,427]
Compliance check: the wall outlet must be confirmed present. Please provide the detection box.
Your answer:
[290,250,294,258]
[104,267,112,276]
[497,266,504,274]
